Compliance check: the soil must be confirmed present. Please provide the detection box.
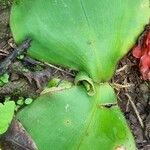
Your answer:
[0,2,149,150]
[112,54,150,150]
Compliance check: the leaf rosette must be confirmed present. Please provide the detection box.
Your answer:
[10,0,150,150]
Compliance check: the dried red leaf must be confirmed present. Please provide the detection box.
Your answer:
[132,45,142,58]
[132,26,150,81]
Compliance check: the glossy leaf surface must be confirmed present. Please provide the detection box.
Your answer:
[17,84,135,150]
[10,0,150,82]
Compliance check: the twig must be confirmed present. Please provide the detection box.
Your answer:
[44,62,75,77]
[111,83,133,90]
[0,38,32,75]
[116,65,127,74]
[0,49,9,54]
[126,99,130,112]
[0,52,7,56]
[126,93,144,128]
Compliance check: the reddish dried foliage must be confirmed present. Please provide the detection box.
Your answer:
[132,25,150,80]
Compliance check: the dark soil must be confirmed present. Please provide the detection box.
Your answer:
[112,54,150,150]
[0,2,149,150]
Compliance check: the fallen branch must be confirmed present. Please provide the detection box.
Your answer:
[0,38,31,75]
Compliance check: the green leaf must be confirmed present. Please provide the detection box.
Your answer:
[0,101,15,134]
[0,81,4,87]
[16,97,24,106]
[25,98,33,105]
[0,73,9,83]
[47,78,61,88]
[75,72,96,96]
[0,73,9,87]
[17,84,135,150]
[10,0,150,82]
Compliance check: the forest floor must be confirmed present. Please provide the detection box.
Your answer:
[0,2,150,150]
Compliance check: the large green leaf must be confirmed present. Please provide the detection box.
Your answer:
[17,83,135,150]
[10,0,150,82]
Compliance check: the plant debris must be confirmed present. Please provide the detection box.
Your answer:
[0,119,38,150]
[132,24,150,80]
[0,38,31,75]
[113,53,150,150]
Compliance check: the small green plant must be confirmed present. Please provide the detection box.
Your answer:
[17,54,24,60]
[10,0,150,150]
[24,98,33,105]
[16,97,24,106]
[47,78,62,88]
[0,73,9,87]
[15,97,33,110]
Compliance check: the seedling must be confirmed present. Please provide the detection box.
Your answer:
[0,73,9,87]
[24,98,33,105]
[0,39,31,75]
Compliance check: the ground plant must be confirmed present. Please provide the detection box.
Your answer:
[0,0,150,150]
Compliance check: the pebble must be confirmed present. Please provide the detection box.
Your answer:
[136,102,145,114]
[143,145,150,150]
[129,114,138,124]
[140,83,149,93]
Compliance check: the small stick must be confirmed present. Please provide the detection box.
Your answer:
[0,49,9,54]
[0,53,7,56]
[111,83,133,90]
[0,38,32,75]
[44,62,75,77]
[116,65,127,74]
[126,93,144,128]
